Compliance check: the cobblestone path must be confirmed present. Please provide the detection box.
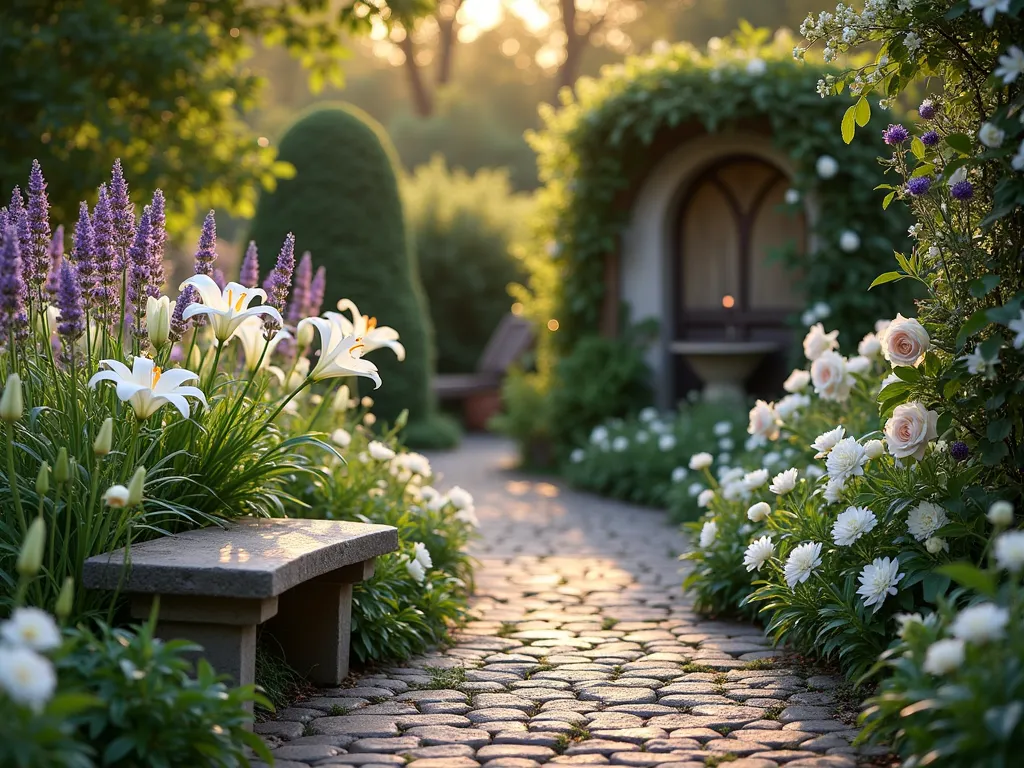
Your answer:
[256,437,885,768]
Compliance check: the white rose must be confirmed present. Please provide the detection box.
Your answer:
[803,323,839,362]
[747,501,771,523]
[776,393,810,422]
[864,439,885,459]
[847,356,872,375]
[811,351,853,402]
[783,369,811,393]
[747,400,779,441]
[881,313,929,368]
[858,333,882,358]
[884,402,939,461]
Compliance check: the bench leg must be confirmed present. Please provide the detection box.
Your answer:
[267,559,375,685]
[155,621,257,688]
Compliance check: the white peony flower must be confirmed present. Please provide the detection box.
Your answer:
[102,485,131,508]
[856,557,904,613]
[744,536,775,572]
[770,468,799,495]
[803,323,839,362]
[925,536,949,554]
[689,452,713,470]
[884,402,939,461]
[330,429,352,449]
[846,356,872,375]
[412,542,433,570]
[368,441,397,461]
[880,314,929,368]
[987,501,1014,526]
[659,434,677,452]
[776,393,810,422]
[978,122,1005,148]
[839,230,860,253]
[455,507,480,527]
[0,608,61,652]
[994,530,1024,572]
[404,557,426,583]
[950,603,1009,644]
[906,501,949,541]
[864,439,885,459]
[816,155,839,179]
[995,45,1024,84]
[784,542,823,589]
[826,438,869,483]
[811,426,846,458]
[923,638,965,675]
[747,400,780,442]
[743,469,769,491]
[783,369,811,392]
[699,521,718,548]
[896,612,926,640]
[0,646,57,712]
[858,333,882,358]
[832,506,877,546]
[811,351,853,402]
[747,502,771,523]
[822,477,846,504]
[697,489,715,508]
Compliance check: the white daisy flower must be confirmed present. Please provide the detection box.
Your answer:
[856,557,904,613]
[0,608,61,652]
[0,646,57,712]
[832,506,877,546]
[906,501,949,542]
[769,468,799,495]
[783,542,823,589]
[743,536,775,572]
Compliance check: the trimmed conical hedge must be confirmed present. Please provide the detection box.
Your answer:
[249,104,435,425]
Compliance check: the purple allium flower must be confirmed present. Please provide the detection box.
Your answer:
[240,241,259,287]
[0,227,27,339]
[918,99,936,120]
[170,284,196,342]
[921,130,940,147]
[287,251,313,323]
[951,180,974,200]
[193,210,217,276]
[91,185,121,325]
[950,441,969,462]
[126,207,153,327]
[261,233,295,334]
[883,124,910,145]
[56,261,84,341]
[109,159,135,257]
[26,160,52,290]
[308,265,326,317]
[148,190,167,297]
[45,225,64,299]
[212,267,226,290]
[906,176,932,196]
[71,202,95,312]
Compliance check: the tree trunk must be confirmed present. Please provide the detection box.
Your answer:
[555,0,583,98]
[399,34,434,117]
[436,9,459,86]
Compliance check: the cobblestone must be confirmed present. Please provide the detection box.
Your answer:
[256,437,884,767]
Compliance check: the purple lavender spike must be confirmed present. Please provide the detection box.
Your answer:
[27,160,52,290]
[286,251,313,323]
[56,261,84,341]
[169,284,195,342]
[0,227,27,341]
[193,211,217,275]
[148,190,167,297]
[109,159,135,256]
[126,207,153,329]
[71,202,95,312]
[45,225,64,299]
[0,207,7,234]
[8,188,31,280]
[308,266,326,317]
[239,241,259,287]
[212,267,226,290]
[91,185,120,325]
[261,233,295,335]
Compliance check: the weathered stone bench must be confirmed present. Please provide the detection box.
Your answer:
[83,518,398,688]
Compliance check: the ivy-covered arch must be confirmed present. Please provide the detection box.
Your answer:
[517,30,915,372]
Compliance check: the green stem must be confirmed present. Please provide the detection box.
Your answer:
[5,422,26,533]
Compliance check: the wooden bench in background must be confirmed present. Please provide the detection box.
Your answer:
[434,313,533,430]
[83,518,398,688]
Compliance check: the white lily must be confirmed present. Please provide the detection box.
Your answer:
[297,316,382,387]
[179,275,283,343]
[330,298,406,360]
[88,356,207,420]
[230,316,290,373]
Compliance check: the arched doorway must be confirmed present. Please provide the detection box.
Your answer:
[671,155,805,399]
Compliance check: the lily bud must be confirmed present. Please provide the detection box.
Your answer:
[188,343,202,372]
[16,516,46,577]
[395,409,409,430]
[331,384,350,414]
[146,295,172,350]
[297,320,315,349]
[93,417,113,456]
[35,461,50,497]
[127,466,146,507]
[55,576,75,621]
[54,448,70,484]
[0,373,24,422]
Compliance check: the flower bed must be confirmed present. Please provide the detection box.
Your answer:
[0,161,476,761]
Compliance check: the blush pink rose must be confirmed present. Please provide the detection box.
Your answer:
[881,313,929,368]
[884,402,939,460]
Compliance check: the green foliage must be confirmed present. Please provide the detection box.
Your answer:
[489,368,556,468]
[248,104,436,426]
[403,157,531,374]
[400,412,462,451]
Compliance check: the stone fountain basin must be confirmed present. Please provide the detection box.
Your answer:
[670,340,780,402]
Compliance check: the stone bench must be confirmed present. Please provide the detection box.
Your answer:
[83,518,398,688]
